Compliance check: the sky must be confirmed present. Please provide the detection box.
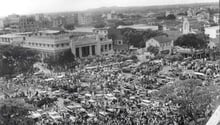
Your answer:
[0,0,218,17]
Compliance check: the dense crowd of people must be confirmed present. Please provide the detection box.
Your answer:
[0,54,219,125]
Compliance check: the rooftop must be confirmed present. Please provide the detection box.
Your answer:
[205,26,220,30]
[117,24,158,30]
[164,30,183,41]
[73,27,94,33]
[152,35,172,43]
[39,30,61,34]
[0,34,23,38]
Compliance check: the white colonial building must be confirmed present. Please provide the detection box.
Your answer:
[71,27,113,58]
[0,34,25,46]
[21,30,72,58]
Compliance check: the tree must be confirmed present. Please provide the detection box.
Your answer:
[156,14,176,20]
[0,99,36,125]
[120,28,167,48]
[156,79,220,124]
[44,49,75,67]
[166,14,176,20]
[147,45,159,56]
[174,33,209,49]
[94,23,106,28]
[64,24,75,30]
[0,45,39,78]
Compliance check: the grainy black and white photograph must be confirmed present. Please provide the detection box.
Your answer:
[0,0,219,125]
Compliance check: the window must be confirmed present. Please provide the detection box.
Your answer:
[61,43,64,47]
[56,44,59,48]
[47,44,50,47]
[101,45,104,52]
[109,44,112,50]
[105,44,107,51]
[118,41,121,45]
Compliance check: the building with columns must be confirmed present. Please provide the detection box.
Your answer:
[71,27,113,58]
[0,34,25,46]
[21,30,72,59]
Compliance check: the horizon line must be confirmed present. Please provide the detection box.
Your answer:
[0,1,219,18]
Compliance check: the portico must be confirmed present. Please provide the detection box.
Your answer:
[71,34,113,58]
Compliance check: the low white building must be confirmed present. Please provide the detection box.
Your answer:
[205,26,220,39]
[117,24,158,31]
[145,35,174,55]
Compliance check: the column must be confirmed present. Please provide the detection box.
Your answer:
[71,42,76,56]
[96,42,101,55]
[89,46,92,56]
[79,47,82,58]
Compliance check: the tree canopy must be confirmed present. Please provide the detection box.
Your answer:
[156,79,220,124]
[44,49,75,67]
[174,33,209,49]
[0,99,36,125]
[0,45,39,78]
[120,28,167,48]
[156,14,176,20]
[64,23,75,30]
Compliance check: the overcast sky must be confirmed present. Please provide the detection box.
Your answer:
[0,0,218,17]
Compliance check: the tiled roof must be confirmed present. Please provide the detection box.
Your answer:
[164,30,183,41]
[152,35,172,43]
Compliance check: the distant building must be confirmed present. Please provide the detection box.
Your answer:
[34,14,45,21]
[165,11,171,17]
[117,24,159,31]
[106,11,120,20]
[71,27,113,58]
[145,35,174,55]
[196,10,210,22]
[0,19,4,29]
[77,13,92,25]
[34,14,52,29]
[3,14,20,31]
[182,18,191,34]
[3,14,20,26]
[213,13,220,24]
[187,8,195,17]
[52,16,66,28]
[19,16,38,32]
[66,16,75,25]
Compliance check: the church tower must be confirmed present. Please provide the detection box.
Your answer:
[182,18,190,34]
